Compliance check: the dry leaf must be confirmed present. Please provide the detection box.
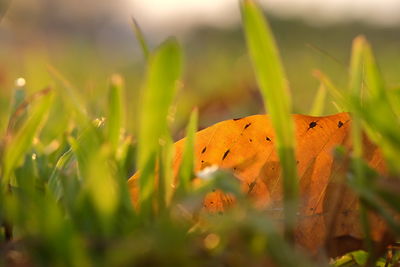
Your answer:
[129,112,395,256]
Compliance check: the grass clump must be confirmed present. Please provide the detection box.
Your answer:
[0,1,399,266]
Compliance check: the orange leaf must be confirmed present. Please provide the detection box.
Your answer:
[128,112,395,256]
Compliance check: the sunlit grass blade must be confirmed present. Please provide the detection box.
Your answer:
[348,35,373,254]
[241,0,298,240]
[47,64,88,123]
[157,135,174,211]
[132,17,150,61]
[362,41,385,100]
[313,70,347,110]
[352,38,400,172]
[5,85,26,135]
[6,87,52,136]
[107,74,125,153]
[1,89,53,186]
[137,38,183,215]
[177,108,198,195]
[309,83,327,116]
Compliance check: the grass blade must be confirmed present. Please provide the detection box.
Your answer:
[313,70,347,110]
[1,89,53,185]
[47,148,73,200]
[132,18,150,61]
[241,0,298,240]
[348,35,373,254]
[177,108,198,195]
[309,83,327,116]
[137,38,183,215]
[107,74,125,153]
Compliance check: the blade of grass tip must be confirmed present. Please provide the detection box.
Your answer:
[132,17,150,61]
[348,35,373,256]
[306,43,346,70]
[47,64,88,123]
[107,74,125,153]
[312,69,347,110]
[1,89,53,186]
[362,41,386,100]
[177,108,198,196]
[5,84,26,135]
[241,0,298,241]
[359,40,400,172]
[137,38,182,216]
[309,83,327,116]
[7,87,51,136]
[331,101,345,113]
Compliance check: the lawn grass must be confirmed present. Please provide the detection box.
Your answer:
[0,0,399,266]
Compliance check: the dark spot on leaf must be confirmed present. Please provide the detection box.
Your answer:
[212,189,216,192]
[309,121,317,129]
[222,149,230,160]
[210,201,214,204]
[338,121,344,128]
[201,160,204,163]
[233,167,237,171]
[266,137,271,141]
[342,210,350,216]
[248,181,257,194]
[296,160,299,164]
[201,147,207,154]
[249,138,253,142]
[233,117,243,121]
[244,123,252,129]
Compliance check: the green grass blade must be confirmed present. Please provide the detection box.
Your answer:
[356,39,400,172]
[241,0,298,240]
[47,64,88,123]
[313,70,347,110]
[68,124,120,227]
[177,108,198,195]
[132,18,150,61]
[5,86,26,135]
[362,41,385,100]
[348,35,373,254]
[309,83,327,116]
[1,89,53,185]
[47,148,73,200]
[137,38,183,215]
[157,135,174,211]
[107,74,125,153]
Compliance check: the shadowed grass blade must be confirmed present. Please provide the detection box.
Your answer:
[177,108,198,195]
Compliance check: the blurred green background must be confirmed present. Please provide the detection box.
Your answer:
[1,0,400,135]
